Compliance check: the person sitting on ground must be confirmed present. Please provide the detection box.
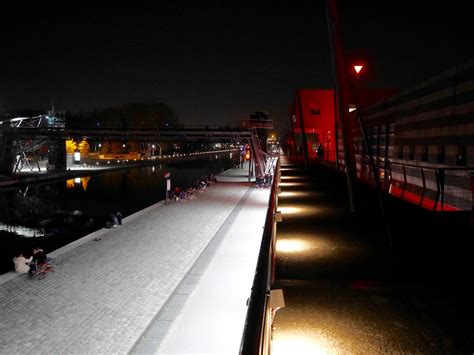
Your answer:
[174,187,181,201]
[28,247,48,275]
[110,213,119,227]
[198,179,207,191]
[115,211,123,225]
[179,189,186,201]
[187,187,196,200]
[13,252,32,274]
[32,247,47,264]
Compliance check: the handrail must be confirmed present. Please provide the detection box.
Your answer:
[240,156,280,355]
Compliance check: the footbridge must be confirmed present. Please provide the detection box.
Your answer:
[0,114,273,177]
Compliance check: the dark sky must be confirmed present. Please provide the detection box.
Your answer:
[1,2,473,132]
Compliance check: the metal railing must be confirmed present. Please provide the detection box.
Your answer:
[358,159,473,211]
[240,157,280,355]
[333,152,473,211]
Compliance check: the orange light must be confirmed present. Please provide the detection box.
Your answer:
[354,65,363,74]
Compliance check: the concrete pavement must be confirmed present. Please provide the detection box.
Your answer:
[0,165,270,354]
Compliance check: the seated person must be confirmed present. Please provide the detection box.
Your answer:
[13,252,32,274]
[179,190,186,200]
[110,213,119,227]
[32,247,47,264]
[29,247,48,275]
[187,187,196,200]
[115,211,123,225]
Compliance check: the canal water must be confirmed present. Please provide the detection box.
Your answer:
[0,153,238,274]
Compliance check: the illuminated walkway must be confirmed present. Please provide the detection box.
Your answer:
[0,164,270,354]
[271,156,472,354]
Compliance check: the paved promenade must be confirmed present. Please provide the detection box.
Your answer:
[0,166,270,354]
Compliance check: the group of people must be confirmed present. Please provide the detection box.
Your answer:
[170,174,218,202]
[256,173,273,188]
[13,247,48,276]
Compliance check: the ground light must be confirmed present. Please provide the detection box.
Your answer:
[280,175,305,180]
[278,191,299,197]
[278,205,322,216]
[278,206,303,215]
[275,239,310,254]
[278,182,306,187]
[272,331,337,355]
[278,191,321,198]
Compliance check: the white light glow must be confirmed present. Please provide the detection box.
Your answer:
[0,223,45,238]
[280,176,302,180]
[278,206,302,215]
[279,182,305,187]
[278,191,307,198]
[272,333,334,355]
[354,65,363,74]
[276,239,309,254]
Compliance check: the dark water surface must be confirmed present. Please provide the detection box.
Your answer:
[1,154,236,274]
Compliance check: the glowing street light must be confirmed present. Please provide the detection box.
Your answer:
[353,65,363,74]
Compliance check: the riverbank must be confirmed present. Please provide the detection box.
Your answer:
[0,149,239,189]
[0,163,269,353]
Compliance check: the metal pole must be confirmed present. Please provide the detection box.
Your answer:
[333,89,339,171]
[296,89,309,170]
[325,0,358,214]
[248,147,252,182]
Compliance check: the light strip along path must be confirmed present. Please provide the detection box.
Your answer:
[0,166,266,354]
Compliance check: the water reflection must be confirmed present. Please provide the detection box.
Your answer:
[67,176,91,191]
[0,156,235,273]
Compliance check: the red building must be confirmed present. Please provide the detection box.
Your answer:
[290,89,336,160]
[289,88,394,162]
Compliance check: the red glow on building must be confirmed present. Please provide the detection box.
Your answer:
[289,88,395,162]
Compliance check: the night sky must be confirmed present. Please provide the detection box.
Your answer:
[1,2,473,132]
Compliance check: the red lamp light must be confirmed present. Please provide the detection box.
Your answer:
[354,65,364,74]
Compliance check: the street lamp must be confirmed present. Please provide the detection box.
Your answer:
[353,65,364,75]
[152,144,155,157]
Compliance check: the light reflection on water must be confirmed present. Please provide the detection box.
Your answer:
[0,155,235,273]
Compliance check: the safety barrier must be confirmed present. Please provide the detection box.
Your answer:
[240,157,280,355]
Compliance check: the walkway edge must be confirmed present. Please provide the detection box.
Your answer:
[130,186,253,354]
[0,200,166,286]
